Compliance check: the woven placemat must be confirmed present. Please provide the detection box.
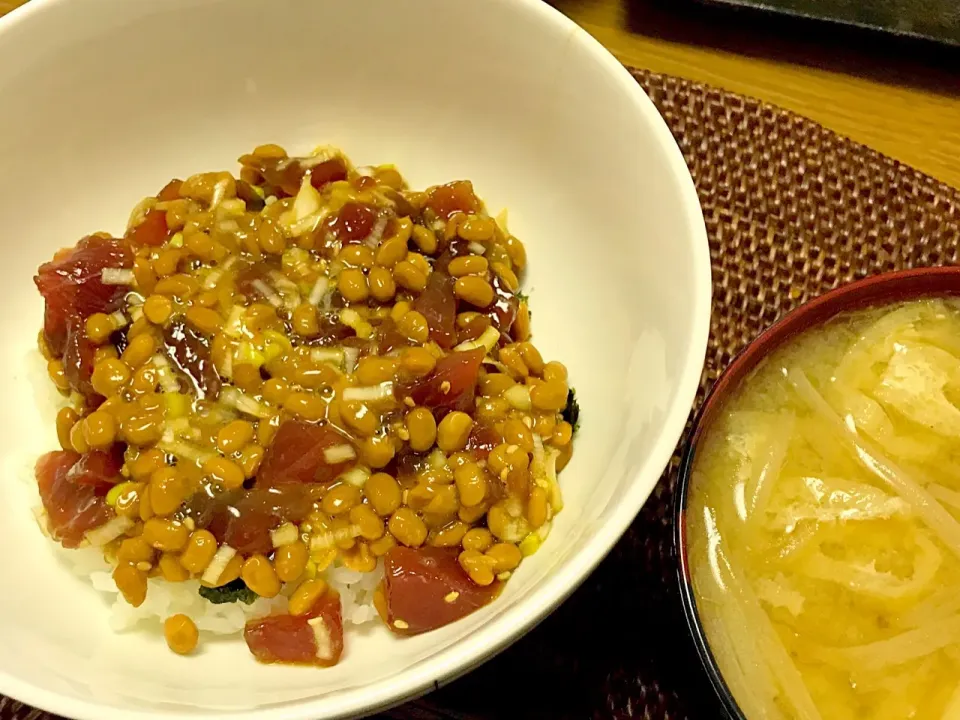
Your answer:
[4,68,960,720]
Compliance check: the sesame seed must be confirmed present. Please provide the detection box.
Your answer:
[444,591,460,603]
[394,619,409,630]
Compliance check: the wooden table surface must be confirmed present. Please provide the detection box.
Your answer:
[554,0,960,188]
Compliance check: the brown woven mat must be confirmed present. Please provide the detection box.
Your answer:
[4,68,960,720]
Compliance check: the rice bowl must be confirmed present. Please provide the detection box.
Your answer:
[0,0,710,717]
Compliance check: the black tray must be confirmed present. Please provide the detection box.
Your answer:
[697,0,960,46]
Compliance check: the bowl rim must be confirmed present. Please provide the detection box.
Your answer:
[674,264,960,719]
[0,0,712,718]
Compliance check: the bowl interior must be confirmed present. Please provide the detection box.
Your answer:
[0,1,709,718]
[676,266,960,719]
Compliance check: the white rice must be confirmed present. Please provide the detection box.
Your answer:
[326,564,382,626]
[58,543,383,637]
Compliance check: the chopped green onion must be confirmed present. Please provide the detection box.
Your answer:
[236,341,266,368]
[263,330,292,364]
[454,325,500,353]
[340,466,371,488]
[310,347,345,367]
[219,387,273,419]
[223,305,245,338]
[201,545,238,585]
[310,525,361,551]
[84,516,134,547]
[504,384,532,411]
[323,444,356,463]
[343,347,360,373]
[342,383,393,403]
[164,392,190,419]
[340,308,373,339]
[157,439,215,465]
[106,481,139,507]
[101,269,135,285]
[271,523,300,548]
[109,310,128,329]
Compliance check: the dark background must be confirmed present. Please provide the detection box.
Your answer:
[552,0,959,94]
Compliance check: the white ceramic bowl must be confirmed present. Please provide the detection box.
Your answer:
[0,0,710,718]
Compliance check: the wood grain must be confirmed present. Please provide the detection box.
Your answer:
[0,1,26,17]
[553,0,960,188]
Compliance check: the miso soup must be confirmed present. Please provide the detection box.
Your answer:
[687,298,960,720]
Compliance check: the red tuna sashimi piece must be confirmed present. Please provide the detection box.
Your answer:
[244,590,344,667]
[127,208,170,247]
[465,422,503,461]
[413,271,457,350]
[66,446,125,491]
[163,321,220,399]
[35,450,114,548]
[307,158,349,190]
[186,486,311,555]
[62,321,98,401]
[216,487,312,556]
[34,236,133,356]
[433,238,472,275]
[241,155,348,197]
[328,202,376,243]
[256,420,355,487]
[424,181,480,220]
[157,179,183,201]
[235,260,284,303]
[378,546,501,636]
[397,349,484,419]
[375,317,411,355]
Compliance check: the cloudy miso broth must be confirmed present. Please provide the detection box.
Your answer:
[687,298,960,720]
